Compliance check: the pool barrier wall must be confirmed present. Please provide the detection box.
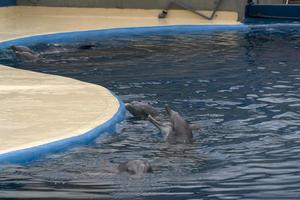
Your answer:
[15,0,289,22]
[0,25,249,48]
[0,24,249,165]
[18,0,248,21]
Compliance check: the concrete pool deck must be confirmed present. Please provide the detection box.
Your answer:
[0,6,239,41]
[0,66,120,155]
[0,6,239,164]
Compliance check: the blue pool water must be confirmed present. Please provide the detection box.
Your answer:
[1,25,300,199]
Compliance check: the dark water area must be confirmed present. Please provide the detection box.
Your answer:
[1,25,300,199]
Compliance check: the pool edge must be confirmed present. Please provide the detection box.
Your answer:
[0,93,126,165]
[0,24,249,165]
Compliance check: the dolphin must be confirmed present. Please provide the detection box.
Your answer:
[10,45,35,54]
[118,159,153,175]
[15,51,40,62]
[11,45,40,62]
[78,44,97,50]
[125,101,159,120]
[148,105,194,144]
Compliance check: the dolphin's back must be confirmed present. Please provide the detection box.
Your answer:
[118,160,152,175]
[15,51,39,62]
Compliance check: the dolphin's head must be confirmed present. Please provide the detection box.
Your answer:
[10,45,18,51]
[125,102,132,110]
[125,101,140,110]
[165,104,179,119]
[125,102,145,120]
[125,102,136,114]
[118,160,152,175]
[125,101,154,120]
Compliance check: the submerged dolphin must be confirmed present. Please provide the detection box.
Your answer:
[125,101,159,120]
[118,159,153,175]
[78,44,97,50]
[11,45,40,62]
[15,51,39,62]
[148,105,194,144]
[11,45,35,54]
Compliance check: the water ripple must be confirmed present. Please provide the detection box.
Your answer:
[1,25,300,199]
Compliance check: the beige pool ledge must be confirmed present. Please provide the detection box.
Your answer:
[0,6,239,163]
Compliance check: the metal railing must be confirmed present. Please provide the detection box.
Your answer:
[158,0,222,20]
[248,0,291,4]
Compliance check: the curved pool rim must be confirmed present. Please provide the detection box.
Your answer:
[0,96,126,165]
[0,24,249,165]
[0,24,250,48]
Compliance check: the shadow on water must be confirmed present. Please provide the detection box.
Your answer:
[1,25,300,199]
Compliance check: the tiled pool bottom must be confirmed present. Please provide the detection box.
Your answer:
[1,25,300,199]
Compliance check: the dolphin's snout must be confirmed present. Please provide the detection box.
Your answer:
[165,104,172,116]
[148,115,161,128]
[11,45,17,51]
[125,103,131,109]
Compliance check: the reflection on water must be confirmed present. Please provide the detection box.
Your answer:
[1,25,300,199]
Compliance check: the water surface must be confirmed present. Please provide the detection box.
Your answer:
[1,25,300,199]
